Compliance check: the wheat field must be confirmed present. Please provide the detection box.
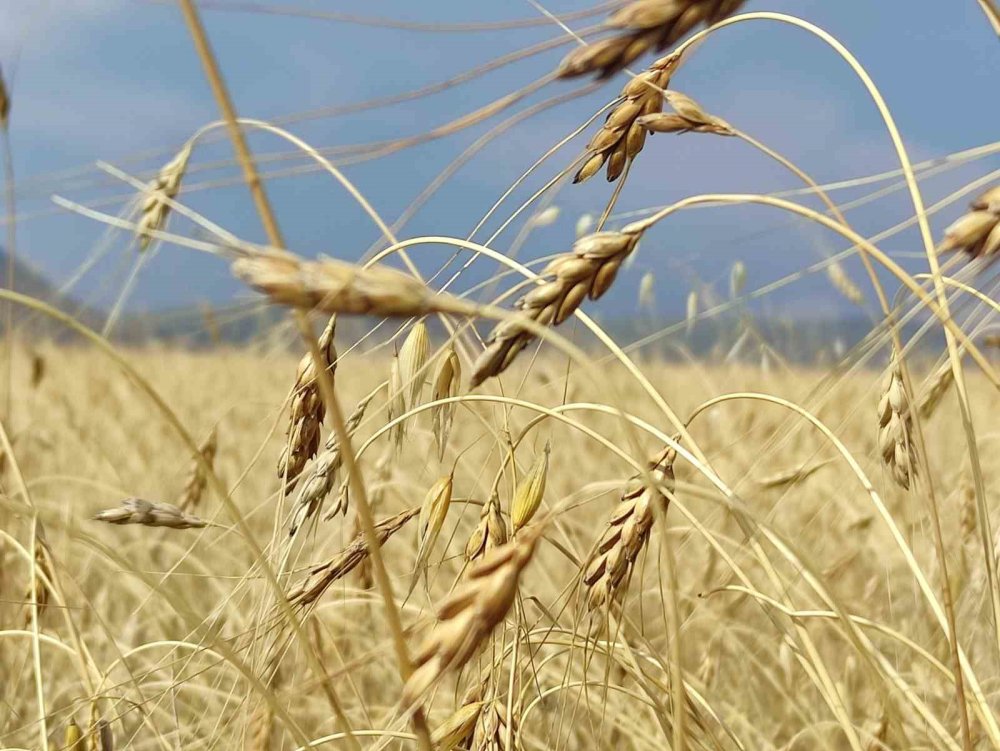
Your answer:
[2,2,1000,751]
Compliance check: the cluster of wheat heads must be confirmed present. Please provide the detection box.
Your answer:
[3,2,1000,751]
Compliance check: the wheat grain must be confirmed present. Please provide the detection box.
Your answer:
[432,701,485,751]
[471,699,519,751]
[877,360,918,490]
[277,317,337,494]
[288,507,419,606]
[573,53,679,183]
[584,444,676,612]
[558,0,747,80]
[465,492,508,563]
[291,389,376,533]
[938,185,1000,259]
[92,497,207,529]
[471,230,642,386]
[233,252,476,317]
[402,530,539,706]
[636,89,734,137]
[826,261,865,305]
[178,426,218,511]
[136,143,193,251]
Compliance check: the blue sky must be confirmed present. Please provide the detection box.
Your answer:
[1,0,998,327]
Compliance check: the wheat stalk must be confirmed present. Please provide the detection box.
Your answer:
[877,359,918,490]
[402,529,539,707]
[92,498,207,529]
[471,230,642,386]
[557,0,747,80]
[277,316,337,494]
[178,426,218,511]
[583,444,676,611]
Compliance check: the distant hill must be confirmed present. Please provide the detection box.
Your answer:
[0,247,106,333]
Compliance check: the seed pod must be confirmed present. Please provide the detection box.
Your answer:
[511,443,550,533]
[729,260,746,298]
[686,290,698,336]
[93,498,207,529]
[937,185,1000,258]
[826,261,864,305]
[136,143,193,251]
[0,65,10,129]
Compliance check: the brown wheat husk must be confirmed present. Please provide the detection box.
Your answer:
[290,388,376,534]
[277,316,337,494]
[583,444,676,612]
[573,52,680,183]
[877,359,918,490]
[402,529,540,707]
[431,347,461,460]
[557,0,747,80]
[93,497,207,529]
[287,507,419,607]
[471,230,641,386]
[937,185,1000,259]
[0,65,10,129]
[465,493,508,563]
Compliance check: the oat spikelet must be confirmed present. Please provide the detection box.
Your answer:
[291,389,376,533]
[574,53,679,183]
[402,530,540,706]
[93,498,207,529]
[233,252,476,317]
[415,472,455,569]
[433,702,485,751]
[23,535,52,627]
[288,507,419,606]
[877,361,918,490]
[826,261,865,305]
[431,347,461,460]
[65,719,85,751]
[178,427,218,511]
[511,443,550,533]
[277,317,337,494]
[584,445,676,611]
[465,493,508,563]
[399,320,431,412]
[557,0,747,80]
[136,142,192,251]
[471,230,642,386]
[938,185,1000,259]
[637,90,734,137]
